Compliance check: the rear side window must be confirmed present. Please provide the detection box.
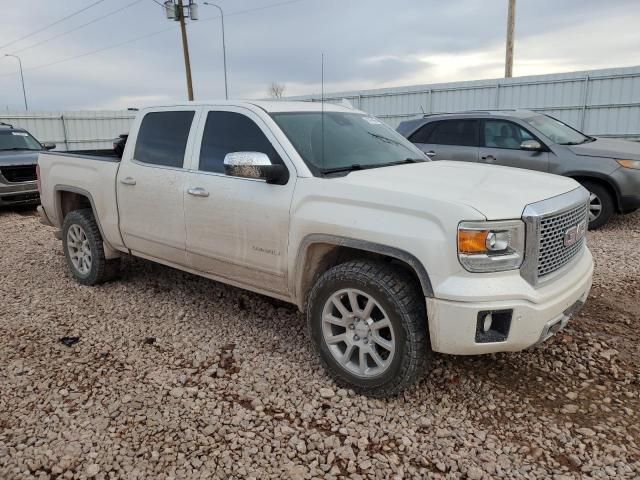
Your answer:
[423,120,479,147]
[408,123,436,144]
[134,111,195,167]
[199,111,282,173]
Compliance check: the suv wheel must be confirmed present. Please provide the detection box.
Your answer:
[307,260,428,397]
[582,180,614,230]
[62,209,120,285]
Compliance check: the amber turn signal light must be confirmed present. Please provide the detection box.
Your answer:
[458,229,489,254]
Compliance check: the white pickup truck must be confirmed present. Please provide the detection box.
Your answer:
[37,101,593,396]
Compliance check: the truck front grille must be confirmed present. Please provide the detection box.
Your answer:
[538,203,588,277]
[520,187,590,286]
[0,165,37,183]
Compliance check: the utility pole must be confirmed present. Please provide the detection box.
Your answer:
[505,0,516,78]
[164,1,198,100]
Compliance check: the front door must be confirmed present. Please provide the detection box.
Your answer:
[117,108,198,266]
[478,119,549,171]
[183,107,295,296]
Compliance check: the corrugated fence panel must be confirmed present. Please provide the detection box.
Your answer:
[0,110,135,151]
[290,65,640,137]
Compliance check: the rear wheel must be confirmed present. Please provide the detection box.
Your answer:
[581,180,614,230]
[62,209,120,285]
[307,260,429,397]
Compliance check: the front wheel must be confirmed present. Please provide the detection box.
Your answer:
[62,209,120,285]
[581,180,614,230]
[307,260,429,397]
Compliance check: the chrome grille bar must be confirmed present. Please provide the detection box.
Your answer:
[521,187,590,286]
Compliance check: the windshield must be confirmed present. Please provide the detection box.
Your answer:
[271,111,426,175]
[522,114,591,145]
[0,130,42,151]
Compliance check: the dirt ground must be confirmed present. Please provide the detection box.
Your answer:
[0,206,639,479]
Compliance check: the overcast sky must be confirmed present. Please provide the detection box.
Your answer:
[0,0,639,111]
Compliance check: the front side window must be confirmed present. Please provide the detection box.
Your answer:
[134,111,195,167]
[271,112,425,175]
[0,130,42,151]
[483,120,535,149]
[427,120,479,147]
[199,111,282,173]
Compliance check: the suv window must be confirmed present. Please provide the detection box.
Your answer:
[199,111,282,174]
[420,120,478,146]
[134,111,195,167]
[483,119,534,149]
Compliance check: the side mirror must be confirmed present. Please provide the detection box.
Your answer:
[43,142,56,150]
[223,152,288,185]
[520,140,542,151]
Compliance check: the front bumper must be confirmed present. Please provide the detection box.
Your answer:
[0,180,39,206]
[427,248,594,355]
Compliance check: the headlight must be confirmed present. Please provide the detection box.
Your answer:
[616,159,640,170]
[458,220,525,272]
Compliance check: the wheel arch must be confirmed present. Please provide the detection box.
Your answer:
[54,185,116,255]
[565,172,621,212]
[294,234,434,310]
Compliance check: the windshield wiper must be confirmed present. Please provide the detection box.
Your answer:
[0,147,39,151]
[321,158,425,175]
[321,164,364,175]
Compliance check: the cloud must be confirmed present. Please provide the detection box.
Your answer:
[0,0,638,110]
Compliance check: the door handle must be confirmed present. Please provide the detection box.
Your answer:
[482,155,496,163]
[425,150,436,158]
[187,187,210,197]
[120,176,136,185]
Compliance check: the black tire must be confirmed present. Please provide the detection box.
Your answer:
[62,208,120,285]
[581,180,614,230]
[307,260,429,397]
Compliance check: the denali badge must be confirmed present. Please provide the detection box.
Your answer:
[563,220,587,247]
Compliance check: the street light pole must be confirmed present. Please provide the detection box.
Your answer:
[4,54,28,110]
[204,2,228,99]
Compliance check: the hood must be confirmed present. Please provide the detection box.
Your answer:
[335,161,579,220]
[0,149,40,166]
[568,137,640,160]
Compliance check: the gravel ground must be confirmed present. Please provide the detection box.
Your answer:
[1,207,639,479]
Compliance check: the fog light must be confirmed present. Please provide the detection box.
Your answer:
[483,313,493,333]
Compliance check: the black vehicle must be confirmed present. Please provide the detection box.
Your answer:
[0,122,55,207]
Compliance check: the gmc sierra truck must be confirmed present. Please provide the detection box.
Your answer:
[37,101,593,396]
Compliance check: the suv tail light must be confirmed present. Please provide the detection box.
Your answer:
[36,164,41,194]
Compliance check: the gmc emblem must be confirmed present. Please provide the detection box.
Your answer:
[563,220,587,247]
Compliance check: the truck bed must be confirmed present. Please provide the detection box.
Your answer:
[38,151,125,251]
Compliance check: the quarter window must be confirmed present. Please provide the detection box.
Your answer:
[134,111,195,167]
[483,120,535,150]
[423,120,479,147]
[199,111,282,173]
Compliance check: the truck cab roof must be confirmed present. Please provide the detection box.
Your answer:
[137,100,364,115]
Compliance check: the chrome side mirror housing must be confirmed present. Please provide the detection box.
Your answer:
[520,139,542,151]
[223,151,288,185]
[43,142,56,150]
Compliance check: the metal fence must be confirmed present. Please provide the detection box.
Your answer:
[0,110,135,151]
[289,65,640,138]
[2,65,640,150]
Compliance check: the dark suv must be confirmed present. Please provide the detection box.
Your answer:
[0,122,55,207]
[397,110,640,229]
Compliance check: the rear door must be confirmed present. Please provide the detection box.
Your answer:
[479,119,549,171]
[117,108,199,266]
[183,106,295,296]
[409,119,479,162]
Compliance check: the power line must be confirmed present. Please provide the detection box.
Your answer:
[0,0,313,78]
[11,0,145,55]
[0,0,107,51]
